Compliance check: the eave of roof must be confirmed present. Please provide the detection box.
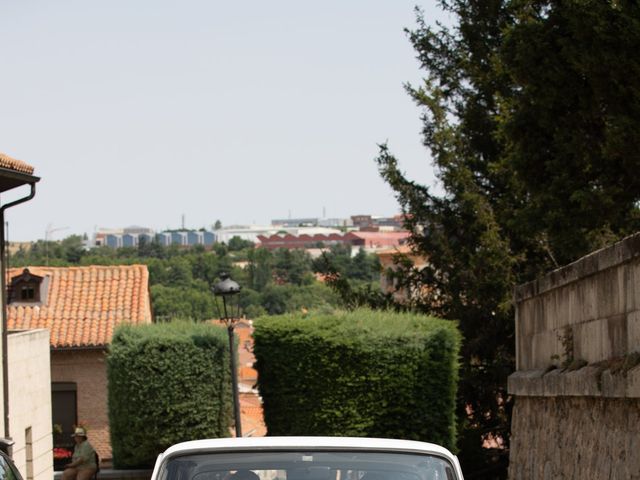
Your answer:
[0,153,40,193]
[0,152,35,175]
[52,345,108,352]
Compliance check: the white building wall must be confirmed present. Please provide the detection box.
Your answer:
[8,329,53,480]
[216,226,344,244]
[215,227,276,244]
[0,310,4,445]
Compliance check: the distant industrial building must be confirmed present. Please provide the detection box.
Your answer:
[91,213,403,250]
[351,215,404,230]
[257,230,410,251]
[215,225,280,244]
[317,218,352,228]
[271,218,319,228]
[95,228,215,248]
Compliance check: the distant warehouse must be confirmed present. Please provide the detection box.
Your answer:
[257,231,409,251]
[94,228,215,248]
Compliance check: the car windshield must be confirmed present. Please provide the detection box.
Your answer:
[160,450,457,480]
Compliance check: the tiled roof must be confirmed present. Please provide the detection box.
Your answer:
[240,392,267,437]
[350,231,411,241]
[7,265,152,348]
[211,319,266,437]
[0,152,35,175]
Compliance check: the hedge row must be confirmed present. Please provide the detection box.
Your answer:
[107,321,232,468]
[253,308,461,451]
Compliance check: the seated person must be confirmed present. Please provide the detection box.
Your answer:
[62,427,97,480]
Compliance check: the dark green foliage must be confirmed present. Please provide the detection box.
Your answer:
[273,248,314,285]
[312,245,381,283]
[246,247,273,291]
[284,283,339,312]
[348,248,380,281]
[498,1,640,263]
[313,244,352,277]
[253,309,461,451]
[314,252,397,311]
[11,235,87,266]
[258,285,292,315]
[238,283,339,316]
[107,322,232,468]
[150,284,217,321]
[164,257,193,287]
[373,2,640,477]
[61,235,85,263]
[228,236,254,251]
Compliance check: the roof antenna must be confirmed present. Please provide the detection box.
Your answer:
[44,224,69,266]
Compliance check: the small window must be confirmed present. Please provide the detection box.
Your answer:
[8,269,43,304]
[20,286,36,301]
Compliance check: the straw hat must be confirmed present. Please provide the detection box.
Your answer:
[71,427,87,437]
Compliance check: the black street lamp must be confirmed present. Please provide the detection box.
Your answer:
[213,273,243,437]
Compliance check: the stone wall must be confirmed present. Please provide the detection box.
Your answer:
[509,397,640,479]
[509,233,640,479]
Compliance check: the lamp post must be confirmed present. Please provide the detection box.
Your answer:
[213,273,243,437]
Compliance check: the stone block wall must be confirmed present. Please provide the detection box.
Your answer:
[509,397,640,479]
[514,233,640,370]
[509,233,640,479]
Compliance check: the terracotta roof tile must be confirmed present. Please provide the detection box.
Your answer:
[240,393,267,437]
[7,265,152,349]
[0,152,35,175]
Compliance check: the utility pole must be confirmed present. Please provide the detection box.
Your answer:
[44,224,69,265]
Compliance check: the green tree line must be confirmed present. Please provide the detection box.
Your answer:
[9,235,381,320]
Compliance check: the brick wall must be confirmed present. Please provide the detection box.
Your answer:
[51,350,111,464]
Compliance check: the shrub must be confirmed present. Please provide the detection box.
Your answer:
[253,308,461,451]
[108,321,232,468]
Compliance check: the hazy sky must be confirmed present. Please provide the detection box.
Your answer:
[1,1,449,241]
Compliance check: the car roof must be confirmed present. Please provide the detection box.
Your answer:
[160,436,455,459]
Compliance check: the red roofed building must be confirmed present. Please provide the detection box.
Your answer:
[349,231,410,249]
[257,231,409,251]
[7,265,152,465]
[377,245,429,303]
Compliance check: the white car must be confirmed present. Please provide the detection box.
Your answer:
[151,437,464,480]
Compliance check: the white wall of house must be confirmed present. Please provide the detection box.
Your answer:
[0,318,4,443]
[8,329,53,480]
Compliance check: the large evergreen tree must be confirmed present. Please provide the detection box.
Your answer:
[377,1,640,477]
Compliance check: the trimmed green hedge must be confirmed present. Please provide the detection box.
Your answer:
[108,322,232,468]
[253,309,461,451]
